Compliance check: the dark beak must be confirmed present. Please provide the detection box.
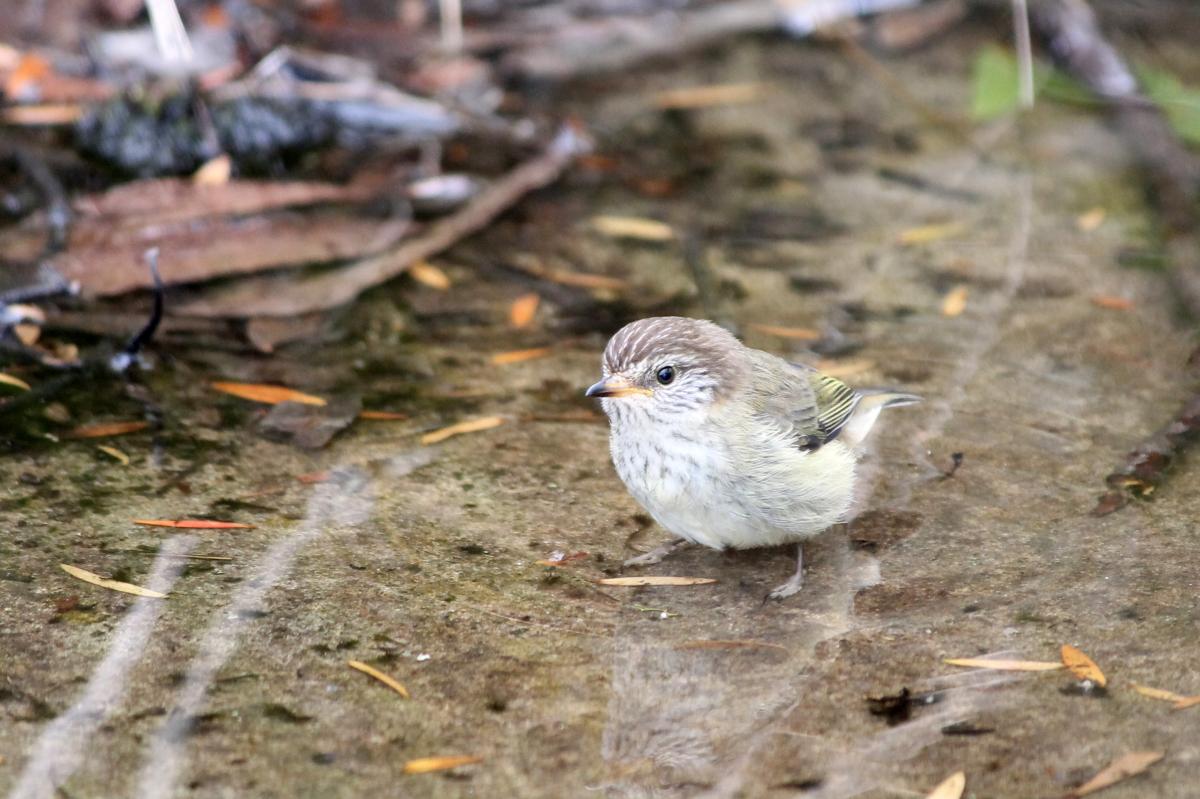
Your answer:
[585,375,652,399]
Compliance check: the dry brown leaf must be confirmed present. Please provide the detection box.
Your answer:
[926,771,966,799]
[941,285,969,317]
[60,564,166,599]
[1061,644,1107,686]
[1090,295,1134,311]
[358,410,409,420]
[420,416,504,445]
[1077,207,1106,231]
[402,755,482,774]
[97,445,130,465]
[815,358,875,379]
[591,215,675,242]
[133,519,254,529]
[211,382,327,407]
[408,260,452,290]
[747,323,821,340]
[509,293,540,328]
[0,372,31,391]
[944,658,1064,672]
[654,81,769,109]
[597,576,718,586]
[1,104,84,125]
[1131,683,1187,703]
[65,420,149,438]
[193,154,232,186]
[347,660,410,699]
[899,221,967,245]
[674,640,788,652]
[491,347,553,365]
[1068,751,1163,798]
[1173,695,1200,710]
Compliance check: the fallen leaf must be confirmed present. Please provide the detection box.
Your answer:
[1068,751,1163,798]
[591,215,675,242]
[358,410,409,420]
[420,416,504,445]
[4,53,50,98]
[211,382,327,407]
[97,445,130,465]
[509,293,540,328]
[13,323,40,345]
[1090,295,1134,311]
[402,755,482,775]
[1061,644,1107,686]
[133,519,254,529]
[1131,683,1187,703]
[943,658,1064,671]
[60,564,166,599]
[1,104,85,125]
[193,154,232,186]
[347,660,410,699]
[65,420,149,438]
[597,576,718,586]
[899,221,967,245]
[941,285,969,317]
[654,81,769,109]
[674,639,788,651]
[536,551,589,567]
[1173,695,1200,710]
[926,771,966,799]
[1077,207,1106,231]
[0,372,31,391]
[815,358,875,379]
[491,347,553,365]
[408,260,452,290]
[746,323,821,340]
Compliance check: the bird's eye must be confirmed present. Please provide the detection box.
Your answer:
[656,366,675,385]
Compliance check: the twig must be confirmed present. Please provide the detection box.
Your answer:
[110,249,165,373]
[176,125,592,317]
[1093,392,1200,515]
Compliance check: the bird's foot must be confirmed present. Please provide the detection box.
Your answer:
[764,572,804,602]
[623,539,690,568]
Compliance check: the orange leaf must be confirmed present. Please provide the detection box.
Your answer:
[358,410,409,420]
[133,519,254,529]
[591,215,675,241]
[402,755,482,774]
[1131,683,1186,703]
[211,382,326,406]
[491,347,553,365]
[97,445,130,465]
[941,285,969,317]
[509,293,540,328]
[347,660,410,699]
[746,323,821,340]
[1061,644,1107,686]
[926,771,966,799]
[1173,695,1200,710]
[193,154,232,186]
[597,576,717,586]
[408,260,452,290]
[1090,295,1133,311]
[5,53,50,98]
[943,658,1063,672]
[420,416,504,445]
[1068,751,1163,798]
[65,421,149,438]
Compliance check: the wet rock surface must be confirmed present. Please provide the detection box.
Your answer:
[3,26,1199,799]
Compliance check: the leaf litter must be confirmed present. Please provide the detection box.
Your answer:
[60,564,167,599]
[1068,751,1163,798]
[402,755,483,774]
[926,771,966,799]
[347,660,410,699]
[420,416,505,445]
[211,382,327,406]
[597,576,717,586]
[1061,644,1107,686]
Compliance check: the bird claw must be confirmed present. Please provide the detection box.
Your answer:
[764,574,804,603]
[622,539,690,568]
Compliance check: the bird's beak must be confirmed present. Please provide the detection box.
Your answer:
[585,375,652,399]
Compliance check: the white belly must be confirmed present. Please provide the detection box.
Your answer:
[608,416,855,550]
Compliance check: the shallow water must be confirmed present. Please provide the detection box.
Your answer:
[3,18,1200,799]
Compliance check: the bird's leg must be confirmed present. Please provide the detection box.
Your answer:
[766,543,805,601]
[623,538,692,567]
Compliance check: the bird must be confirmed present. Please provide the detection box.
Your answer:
[585,316,919,600]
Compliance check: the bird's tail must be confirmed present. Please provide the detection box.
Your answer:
[841,390,922,449]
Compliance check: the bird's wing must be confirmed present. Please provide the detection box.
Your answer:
[745,355,859,450]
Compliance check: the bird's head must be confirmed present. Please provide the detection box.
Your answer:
[585,317,743,420]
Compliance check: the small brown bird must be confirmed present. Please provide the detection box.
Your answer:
[586,317,919,599]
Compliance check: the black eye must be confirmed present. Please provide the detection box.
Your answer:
[656,366,675,385]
